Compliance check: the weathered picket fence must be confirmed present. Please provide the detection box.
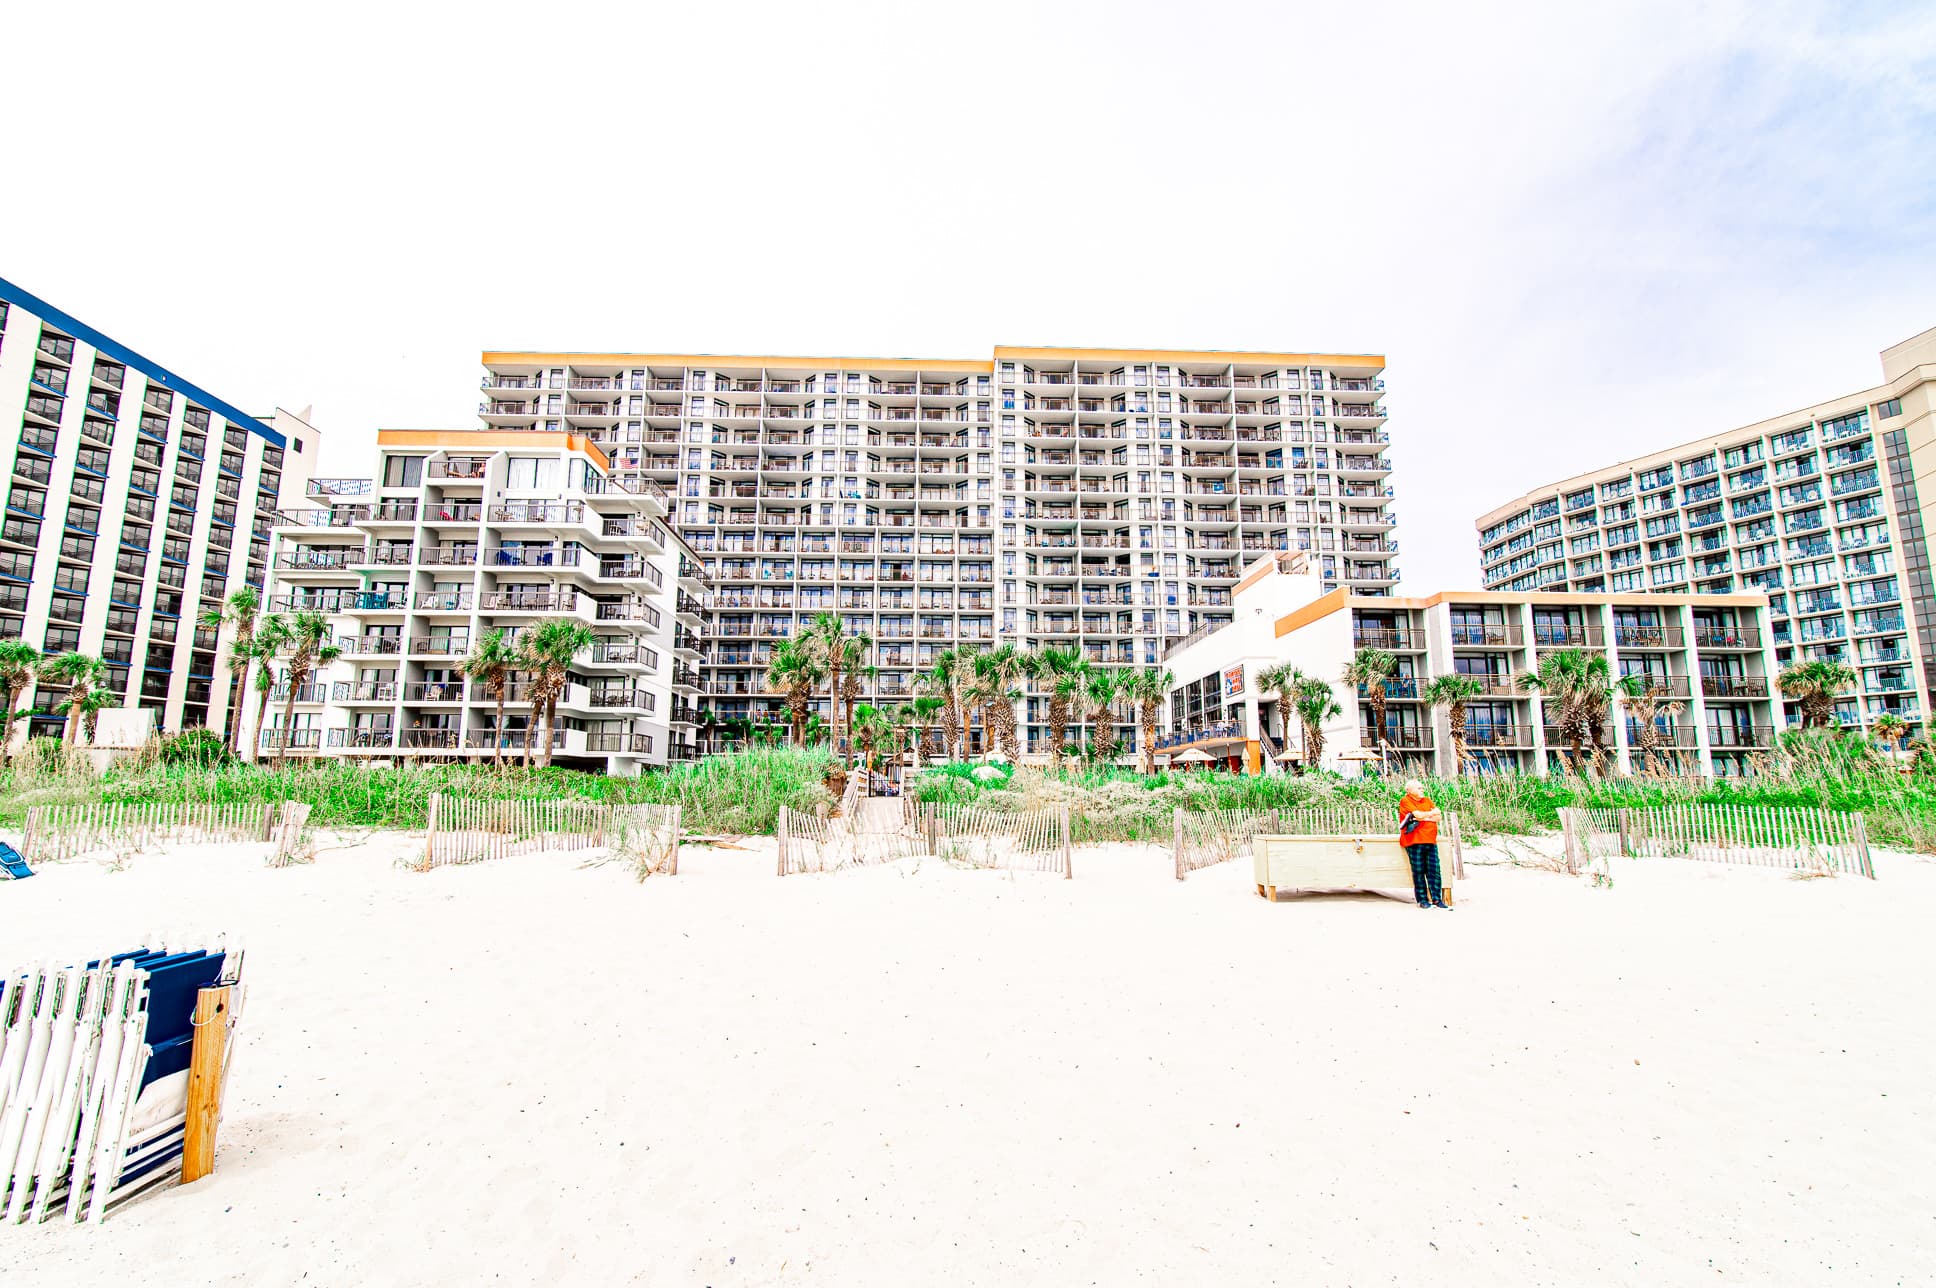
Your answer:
[609,804,684,878]
[1172,804,1465,881]
[20,801,314,867]
[908,801,1072,877]
[778,799,1072,877]
[420,793,607,869]
[1559,804,1872,878]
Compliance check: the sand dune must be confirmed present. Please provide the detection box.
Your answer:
[2,832,1932,1287]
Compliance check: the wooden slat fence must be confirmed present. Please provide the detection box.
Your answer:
[1560,804,1872,878]
[908,802,1072,877]
[777,801,925,875]
[782,801,1073,877]
[22,801,314,867]
[420,792,609,870]
[609,804,683,878]
[1173,804,1465,881]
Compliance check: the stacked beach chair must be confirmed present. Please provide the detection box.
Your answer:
[0,941,244,1224]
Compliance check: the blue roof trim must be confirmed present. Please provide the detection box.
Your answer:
[0,274,285,448]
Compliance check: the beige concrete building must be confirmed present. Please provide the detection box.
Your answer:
[475,347,1396,760]
[1160,553,1782,777]
[1477,326,1936,735]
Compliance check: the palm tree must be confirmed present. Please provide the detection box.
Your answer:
[1870,713,1909,754]
[851,703,893,778]
[1035,646,1089,769]
[72,687,118,744]
[766,639,824,747]
[908,695,945,762]
[1423,673,1485,776]
[1130,667,1174,775]
[267,610,340,763]
[201,587,261,756]
[37,652,110,750]
[1292,676,1343,769]
[518,618,595,768]
[0,640,41,766]
[1518,647,1613,771]
[1340,647,1399,749]
[1615,673,1686,773]
[458,629,520,767]
[243,627,285,761]
[1083,666,1121,764]
[840,637,875,746]
[973,642,1034,762]
[1256,661,1309,768]
[1777,659,1857,730]
[804,612,849,751]
[923,648,964,761]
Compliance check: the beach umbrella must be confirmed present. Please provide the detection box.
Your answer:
[1170,748,1215,764]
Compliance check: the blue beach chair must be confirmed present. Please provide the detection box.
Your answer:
[0,840,32,879]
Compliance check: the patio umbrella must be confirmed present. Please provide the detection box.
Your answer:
[1169,747,1216,764]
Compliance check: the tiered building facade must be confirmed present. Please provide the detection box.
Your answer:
[258,431,700,768]
[475,346,1395,758]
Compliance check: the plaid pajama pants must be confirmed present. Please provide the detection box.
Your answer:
[1405,843,1443,907]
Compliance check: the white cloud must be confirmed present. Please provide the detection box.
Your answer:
[2,0,1930,589]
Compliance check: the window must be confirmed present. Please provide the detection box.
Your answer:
[1877,399,1902,419]
[505,456,562,491]
[379,457,422,488]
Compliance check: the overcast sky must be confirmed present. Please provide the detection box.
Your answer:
[4,0,1932,589]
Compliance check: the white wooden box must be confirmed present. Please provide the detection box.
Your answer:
[1251,833,1453,904]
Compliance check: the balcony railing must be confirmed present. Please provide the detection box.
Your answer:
[1705,724,1777,748]
[1701,675,1768,698]
[1614,625,1684,649]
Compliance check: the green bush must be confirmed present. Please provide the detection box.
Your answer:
[0,747,836,837]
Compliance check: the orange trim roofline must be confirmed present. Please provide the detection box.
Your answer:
[376,428,611,472]
[479,346,1386,373]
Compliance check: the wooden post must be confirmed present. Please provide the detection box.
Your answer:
[1173,806,1185,881]
[669,805,681,876]
[777,806,788,876]
[1060,803,1072,879]
[1617,808,1632,858]
[181,985,234,1185]
[423,791,441,872]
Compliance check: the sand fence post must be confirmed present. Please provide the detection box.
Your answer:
[181,985,234,1185]
[1172,807,1185,881]
[777,806,789,876]
[423,791,442,872]
[1060,803,1072,879]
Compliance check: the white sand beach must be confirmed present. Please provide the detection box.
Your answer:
[3,832,1934,1287]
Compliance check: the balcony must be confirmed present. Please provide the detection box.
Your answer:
[428,457,490,481]
[1462,725,1531,748]
[1614,625,1684,649]
[1352,626,1421,650]
[1704,724,1777,749]
[1533,625,1602,648]
[308,478,372,498]
[333,681,400,703]
[479,589,579,612]
[1449,624,1523,648]
[274,548,366,572]
[1701,675,1768,699]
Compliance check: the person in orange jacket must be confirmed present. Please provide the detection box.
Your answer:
[1398,778,1450,910]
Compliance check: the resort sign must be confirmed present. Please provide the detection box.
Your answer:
[1223,664,1245,700]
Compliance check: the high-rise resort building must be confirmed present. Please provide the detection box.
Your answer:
[1477,325,1936,735]
[0,275,318,745]
[474,347,1394,759]
[258,430,702,770]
